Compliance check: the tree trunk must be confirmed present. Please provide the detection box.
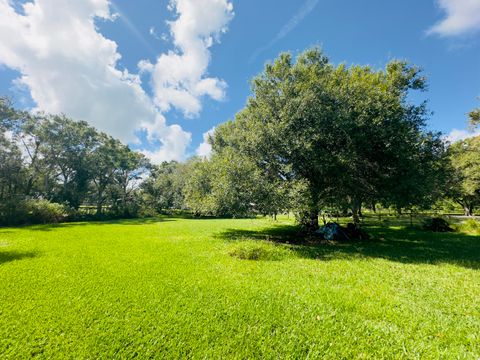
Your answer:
[96,189,104,216]
[464,204,474,216]
[96,202,103,216]
[351,200,362,227]
[300,210,319,232]
[352,210,360,226]
[300,188,320,232]
[25,177,34,197]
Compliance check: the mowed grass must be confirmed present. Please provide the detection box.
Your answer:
[0,217,479,359]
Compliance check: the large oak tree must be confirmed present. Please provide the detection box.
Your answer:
[211,48,447,230]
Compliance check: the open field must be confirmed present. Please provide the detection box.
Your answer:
[1,216,479,359]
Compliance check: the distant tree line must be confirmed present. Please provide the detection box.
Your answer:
[0,97,148,224]
[138,49,480,230]
[1,48,479,228]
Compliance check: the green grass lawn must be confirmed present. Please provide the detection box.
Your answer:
[0,217,479,359]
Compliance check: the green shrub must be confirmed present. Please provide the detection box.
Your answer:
[137,206,159,218]
[27,199,69,224]
[0,198,29,225]
[228,241,293,261]
[64,206,81,222]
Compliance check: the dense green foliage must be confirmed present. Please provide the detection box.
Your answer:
[1,49,478,227]
[179,151,289,218]
[140,161,186,214]
[0,97,148,224]
[210,49,448,229]
[1,216,479,358]
[448,136,480,216]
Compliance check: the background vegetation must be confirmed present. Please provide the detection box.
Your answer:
[1,48,480,230]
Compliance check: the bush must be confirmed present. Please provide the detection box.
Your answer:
[137,206,159,218]
[228,241,293,261]
[0,198,29,225]
[63,206,81,222]
[422,217,453,232]
[27,199,69,224]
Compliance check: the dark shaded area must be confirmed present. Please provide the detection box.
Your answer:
[0,250,37,265]
[217,225,480,269]
[13,217,176,232]
[422,217,453,232]
[217,224,302,244]
[2,215,259,232]
[316,222,370,241]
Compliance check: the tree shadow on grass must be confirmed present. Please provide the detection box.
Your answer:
[0,229,15,234]
[216,224,302,243]
[21,217,176,232]
[216,225,480,270]
[0,250,37,265]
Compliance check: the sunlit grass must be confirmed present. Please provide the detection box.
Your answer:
[0,216,479,358]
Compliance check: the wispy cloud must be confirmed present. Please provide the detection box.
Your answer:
[444,128,480,143]
[250,0,320,63]
[428,0,480,37]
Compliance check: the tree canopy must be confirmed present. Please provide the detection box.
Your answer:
[468,98,480,128]
[0,97,148,224]
[210,48,447,229]
[448,136,480,216]
[0,48,465,228]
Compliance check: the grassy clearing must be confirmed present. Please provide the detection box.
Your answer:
[0,216,479,359]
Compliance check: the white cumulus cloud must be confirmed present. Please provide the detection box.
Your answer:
[428,0,480,37]
[196,127,216,158]
[0,0,233,164]
[141,123,192,164]
[141,0,234,118]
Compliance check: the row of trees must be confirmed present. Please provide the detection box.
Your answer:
[202,49,449,230]
[448,136,480,216]
[140,50,480,230]
[0,98,148,224]
[1,48,479,228]
[446,99,480,216]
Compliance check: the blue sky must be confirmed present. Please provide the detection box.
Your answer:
[0,0,479,162]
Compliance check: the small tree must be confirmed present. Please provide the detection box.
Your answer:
[448,136,480,216]
[141,161,186,214]
[37,115,98,209]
